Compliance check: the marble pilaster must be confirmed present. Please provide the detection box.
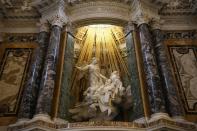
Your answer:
[18,22,49,119]
[152,29,184,117]
[57,33,74,120]
[138,23,166,114]
[125,26,144,121]
[35,24,62,115]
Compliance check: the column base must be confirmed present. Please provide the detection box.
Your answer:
[16,118,30,123]
[8,114,67,131]
[149,113,171,122]
[134,117,149,124]
[32,114,53,123]
[7,116,196,131]
[172,116,187,122]
[54,118,68,124]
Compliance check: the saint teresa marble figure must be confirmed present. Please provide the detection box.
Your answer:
[69,57,132,121]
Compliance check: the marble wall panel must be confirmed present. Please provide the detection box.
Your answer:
[168,45,197,113]
[0,48,32,116]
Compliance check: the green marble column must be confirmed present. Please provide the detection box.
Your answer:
[57,33,74,120]
[126,31,144,121]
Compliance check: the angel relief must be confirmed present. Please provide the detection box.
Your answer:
[69,57,132,121]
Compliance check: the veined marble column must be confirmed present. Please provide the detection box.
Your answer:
[18,22,49,120]
[35,17,66,116]
[138,23,166,115]
[152,26,184,117]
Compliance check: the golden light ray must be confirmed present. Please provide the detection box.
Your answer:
[71,25,129,102]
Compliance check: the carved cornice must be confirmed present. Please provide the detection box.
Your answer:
[68,0,131,24]
[154,0,197,15]
[161,15,197,30]
[163,30,197,40]
[0,0,197,31]
[150,19,165,30]
[4,33,37,43]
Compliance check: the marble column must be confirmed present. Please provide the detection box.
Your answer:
[35,19,65,116]
[125,25,144,121]
[138,23,166,115]
[18,22,49,120]
[152,28,184,117]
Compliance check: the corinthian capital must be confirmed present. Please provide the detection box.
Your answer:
[49,14,67,27]
[131,0,160,26]
[41,0,68,28]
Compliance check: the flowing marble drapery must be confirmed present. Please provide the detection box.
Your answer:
[36,25,62,115]
[18,31,49,119]
[138,23,166,114]
[152,29,184,117]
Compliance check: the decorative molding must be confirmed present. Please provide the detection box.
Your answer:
[154,0,197,15]
[4,33,37,43]
[150,19,164,30]
[163,31,197,40]
[8,118,196,131]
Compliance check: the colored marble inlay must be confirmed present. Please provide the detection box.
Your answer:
[168,45,197,113]
[0,48,32,115]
